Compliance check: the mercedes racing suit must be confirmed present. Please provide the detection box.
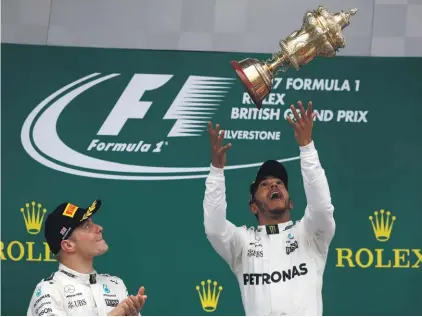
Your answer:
[27,263,131,316]
[203,141,335,316]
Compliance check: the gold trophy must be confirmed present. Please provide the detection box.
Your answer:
[231,6,358,109]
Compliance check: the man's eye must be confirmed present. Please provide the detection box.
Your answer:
[277,181,283,185]
[261,183,267,187]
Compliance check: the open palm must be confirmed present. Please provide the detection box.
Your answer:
[208,122,232,168]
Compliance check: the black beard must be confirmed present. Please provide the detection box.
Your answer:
[255,199,289,219]
[268,207,287,216]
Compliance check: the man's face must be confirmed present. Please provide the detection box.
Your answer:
[67,218,109,258]
[253,176,290,215]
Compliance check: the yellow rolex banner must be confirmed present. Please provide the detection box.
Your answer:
[1,43,421,316]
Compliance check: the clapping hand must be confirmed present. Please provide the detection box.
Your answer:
[108,286,147,316]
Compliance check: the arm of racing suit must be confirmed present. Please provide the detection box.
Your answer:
[299,141,335,257]
[27,282,65,316]
[203,164,244,271]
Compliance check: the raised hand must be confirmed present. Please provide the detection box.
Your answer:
[286,101,316,147]
[207,122,232,169]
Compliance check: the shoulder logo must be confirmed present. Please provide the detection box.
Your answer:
[196,280,223,312]
[369,209,396,242]
[21,201,47,235]
[103,284,110,294]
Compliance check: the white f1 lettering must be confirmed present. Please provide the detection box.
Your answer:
[97,74,173,136]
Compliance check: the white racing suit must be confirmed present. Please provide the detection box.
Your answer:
[27,263,131,316]
[203,141,335,316]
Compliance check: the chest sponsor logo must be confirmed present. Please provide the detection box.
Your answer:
[243,263,308,285]
[64,285,75,293]
[105,299,119,307]
[68,299,87,309]
[248,236,263,258]
[247,248,263,258]
[66,292,83,298]
[286,241,299,255]
[286,234,299,255]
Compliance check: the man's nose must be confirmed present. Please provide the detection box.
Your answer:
[95,224,103,233]
[270,182,279,189]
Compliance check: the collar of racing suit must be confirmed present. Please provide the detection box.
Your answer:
[58,263,97,285]
[257,220,294,234]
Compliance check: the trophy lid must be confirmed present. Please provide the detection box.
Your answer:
[334,8,358,29]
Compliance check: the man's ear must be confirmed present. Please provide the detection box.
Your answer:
[289,199,294,210]
[61,239,76,253]
[249,202,258,215]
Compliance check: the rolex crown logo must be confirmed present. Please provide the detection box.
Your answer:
[196,280,223,312]
[369,209,396,242]
[20,201,47,235]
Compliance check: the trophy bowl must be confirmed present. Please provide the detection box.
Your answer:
[231,6,358,109]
